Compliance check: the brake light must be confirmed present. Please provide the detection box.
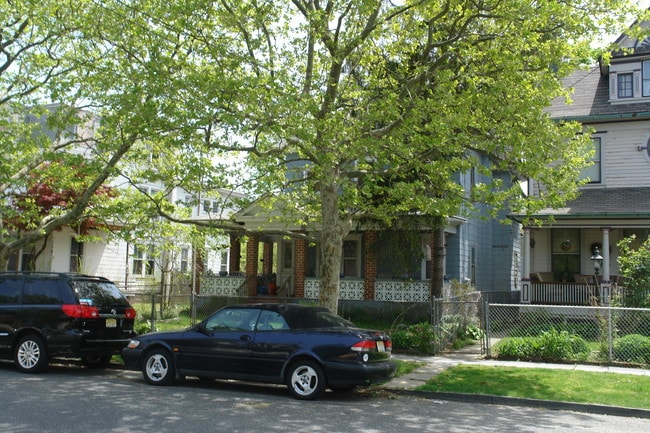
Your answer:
[351,340,377,352]
[124,308,137,319]
[62,304,100,319]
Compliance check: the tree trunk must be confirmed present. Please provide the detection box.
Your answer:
[431,224,446,299]
[318,178,350,312]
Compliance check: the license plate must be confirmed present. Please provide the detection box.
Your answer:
[105,318,117,328]
[376,341,385,352]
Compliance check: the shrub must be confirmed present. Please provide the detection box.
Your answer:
[613,334,650,364]
[494,329,589,362]
[390,322,436,354]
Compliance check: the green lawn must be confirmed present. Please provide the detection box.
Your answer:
[417,365,650,410]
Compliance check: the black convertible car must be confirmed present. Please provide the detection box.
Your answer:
[121,303,396,399]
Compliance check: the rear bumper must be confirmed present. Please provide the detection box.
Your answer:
[324,360,397,387]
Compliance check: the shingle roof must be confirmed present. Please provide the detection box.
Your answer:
[547,67,650,120]
[534,187,650,218]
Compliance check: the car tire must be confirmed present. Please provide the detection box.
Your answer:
[82,354,113,369]
[286,360,326,400]
[14,334,49,373]
[143,348,175,386]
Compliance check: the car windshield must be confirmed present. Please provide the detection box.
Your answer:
[71,280,129,306]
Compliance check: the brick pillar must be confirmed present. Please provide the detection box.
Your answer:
[263,241,273,276]
[245,234,259,296]
[294,239,306,298]
[364,231,377,300]
[229,234,241,274]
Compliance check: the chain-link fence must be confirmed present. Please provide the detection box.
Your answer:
[486,303,650,366]
[431,295,485,354]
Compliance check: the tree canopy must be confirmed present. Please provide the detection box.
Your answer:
[1,0,644,311]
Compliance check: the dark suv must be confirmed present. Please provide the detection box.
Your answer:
[0,272,136,373]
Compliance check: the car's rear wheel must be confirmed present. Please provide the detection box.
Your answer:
[14,334,49,373]
[143,348,175,386]
[286,360,326,400]
[82,354,113,369]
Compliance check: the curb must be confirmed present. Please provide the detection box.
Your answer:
[384,389,650,419]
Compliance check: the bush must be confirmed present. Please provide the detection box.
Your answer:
[494,329,589,362]
[390,322,436,354]
[613,334,650,364]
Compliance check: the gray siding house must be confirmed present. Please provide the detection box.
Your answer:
[513,24,650,305]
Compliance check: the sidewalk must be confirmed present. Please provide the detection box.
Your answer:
[382,351,650,419]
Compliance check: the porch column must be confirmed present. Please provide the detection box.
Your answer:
[262,241,273,276]
[229,234,241,274]
[521,228,532,304]
[245,234,259,296]
[600,228,611,305]
[363,231,377,301]
[294,239,306,298]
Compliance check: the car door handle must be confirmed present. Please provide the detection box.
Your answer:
[240,335,251,341]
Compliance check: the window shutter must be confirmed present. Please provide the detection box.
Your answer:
[609,73,617,99]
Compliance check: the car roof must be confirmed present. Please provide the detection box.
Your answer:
[223,303,352,329]
[0,272,113,284]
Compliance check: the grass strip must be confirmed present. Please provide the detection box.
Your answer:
[417,365,650,410]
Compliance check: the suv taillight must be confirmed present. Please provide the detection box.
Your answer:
[62,304,100,319]
[124,308,137,319]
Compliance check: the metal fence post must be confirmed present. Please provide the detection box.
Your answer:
[150,292,157,332]
[484,301,491,358]
[607,306,613,362]
[191,293,197,326]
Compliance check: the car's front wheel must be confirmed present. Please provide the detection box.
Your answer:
[286,360,326,400]
[14,334,49,373]
[143,348,175,386]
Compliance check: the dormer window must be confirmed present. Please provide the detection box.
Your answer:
[617,73,633,98]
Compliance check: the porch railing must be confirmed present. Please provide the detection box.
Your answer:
[530,282,598,305]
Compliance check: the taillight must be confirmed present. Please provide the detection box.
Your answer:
[62,304,100,319]
[351,340,377,352]
[385,339,392,352]
[124,308,137,319]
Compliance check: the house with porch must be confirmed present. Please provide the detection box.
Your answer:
[203,155,522,304]
[513,24,650,305]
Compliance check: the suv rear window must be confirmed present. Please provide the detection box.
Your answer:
[71,280,129,306]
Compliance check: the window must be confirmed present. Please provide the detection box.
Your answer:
[21,251,34,271]
[203,199,219,214]
[133,245,155,276]
[23,278,62,305]
[643,61,650,97]
[205,308,260,331]
[220,250,228,273]
[70,238,84,272]
[0,276,22,304]
[180,248,189,273]
[256,310,288,331]
[469,246,476,284]
[341,239,360,277]
[579,137,601,183]
[618,73,633,98]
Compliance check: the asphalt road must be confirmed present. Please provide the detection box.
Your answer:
[1,360,649,433]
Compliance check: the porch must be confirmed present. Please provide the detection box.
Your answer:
[200,274,432,302]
